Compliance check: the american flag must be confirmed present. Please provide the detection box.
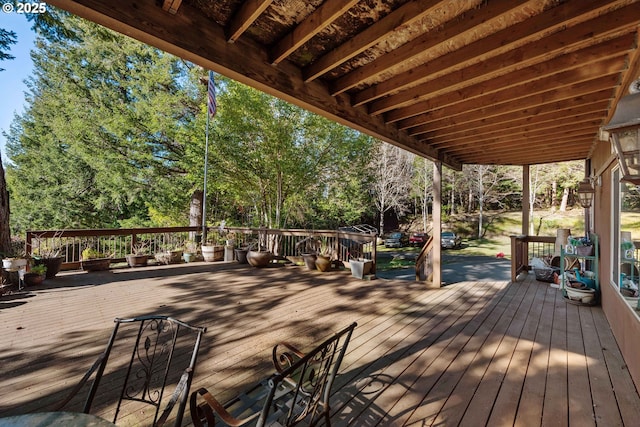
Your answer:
[208,70,217,118]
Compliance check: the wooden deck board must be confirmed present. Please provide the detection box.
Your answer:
[1,264,640,426]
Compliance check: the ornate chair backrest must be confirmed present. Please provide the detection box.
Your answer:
[260,322,356,426]
[67,315,206,427]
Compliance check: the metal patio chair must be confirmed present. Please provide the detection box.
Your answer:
[55,315,206,426]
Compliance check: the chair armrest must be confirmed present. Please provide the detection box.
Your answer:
[53,352,108,411]
[272,342,306,374]
[190,388,260,427]
[155,368,191,426]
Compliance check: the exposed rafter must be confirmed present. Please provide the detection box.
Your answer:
[45,0,640,167]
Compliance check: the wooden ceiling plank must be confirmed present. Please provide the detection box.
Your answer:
[227,0,274,43]
[44,0,461,170]
[369,34,635,116]
[269,0,359,65]
[302,0,442,83]
[403,74,620,135]
[401,89,612,133]
[445,134,599,160]
[354,0,635,106]
[455,142,596,165]
[331,0,528,96]
[385,54,626,128]
[432,119,603,151]
[429,111,607,146]
[161,0,182,15]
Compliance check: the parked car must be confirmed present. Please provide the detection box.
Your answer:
[409,233,427,247]
[384,232,407,248]
[441,231,462,249]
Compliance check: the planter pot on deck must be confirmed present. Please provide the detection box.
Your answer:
[302,253,317,270]
[24,273,45,287]
[315,255,331,272]
[234,248,249,264]
[247,250,273,267]
[126,254,149,267]
[201,245,224,262]
[34,257,64,279]
[350,258,373,279]
[81,258,111,272]
[2,258,27,271]
[154,250,182,265]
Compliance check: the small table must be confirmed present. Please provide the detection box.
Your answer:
[0,412,116,426]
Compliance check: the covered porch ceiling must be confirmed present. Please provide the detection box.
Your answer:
[46,0,640,170]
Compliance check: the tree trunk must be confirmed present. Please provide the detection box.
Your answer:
[189,190,203,242]
[559,187,569,212]
[0,155,11,256]
[551,180,557,212]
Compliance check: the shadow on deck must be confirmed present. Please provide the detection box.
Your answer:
[1,261,639,426]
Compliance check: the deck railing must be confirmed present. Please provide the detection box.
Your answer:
[510,235,557,281]
[25,226,377,271]
[415,235,434,282]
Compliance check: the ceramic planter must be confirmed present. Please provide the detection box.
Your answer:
[154,250,182,265]
[126,254,149,267]
[24,273,45,287]
[234,248,249,264]
[302,253,317,270]
[2,258,27,271]
[315,255,331,272]
[81,258,111,272]
[34,257,64,279]
[247,250,273,267]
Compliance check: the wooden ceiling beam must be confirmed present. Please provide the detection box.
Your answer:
[456,137,596,162]
[44,0,461,170]
[331,0,527,96]
[226,0,274,43]
[463,145,594,165]
[401,89,612,133]
[269,0,359,65]
[431,119,602,151]
[302,0,442,82]
[353,0,635,107]
[161,0,182,15]
[429,111,607,147]
[369,34,634,117]
[403,74,620,135]
[386,55,625,127]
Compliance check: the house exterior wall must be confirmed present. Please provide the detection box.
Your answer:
[591,139,640,390]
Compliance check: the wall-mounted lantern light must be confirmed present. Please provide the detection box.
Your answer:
[602,79,640,185]
[577,178,595,209]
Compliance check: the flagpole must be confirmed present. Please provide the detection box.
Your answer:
[202,103,210,243]
[202,71,216,244]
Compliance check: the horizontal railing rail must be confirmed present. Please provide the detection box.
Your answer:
[510,235,557,282]
[25,226,377,271]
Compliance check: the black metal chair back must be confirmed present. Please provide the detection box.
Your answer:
[56,315,206,427]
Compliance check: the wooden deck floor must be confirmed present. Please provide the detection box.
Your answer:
[1,262,640,426]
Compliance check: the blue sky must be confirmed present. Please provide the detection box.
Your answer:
[0,12,36,160]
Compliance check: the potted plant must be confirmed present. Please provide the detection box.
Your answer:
[246,233,273,268]
[201,230,225,262]
[81,248,112,272]
[183,240,198,263]
[234,244,250,264]
[314,238,333,272]
[24,264,47,287]
[126,242,149,267]
[154,245,183,265]
[31,231,65,279]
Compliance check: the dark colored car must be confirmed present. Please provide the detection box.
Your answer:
[441,231,462,249]
[409,233,427,247]
[384,232,406,248]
